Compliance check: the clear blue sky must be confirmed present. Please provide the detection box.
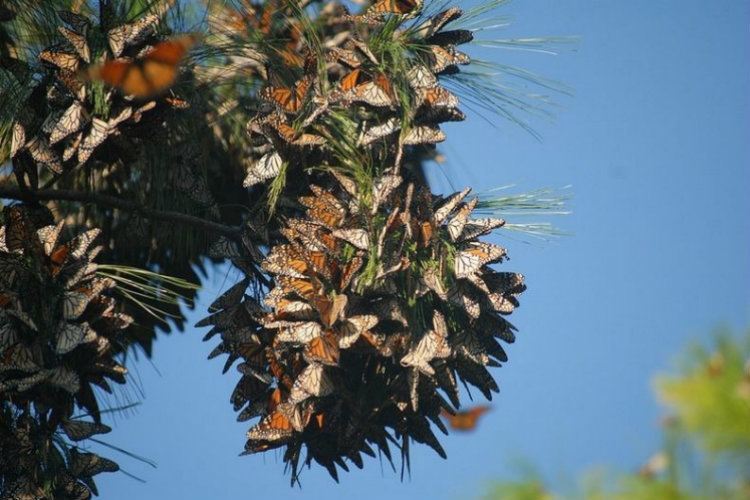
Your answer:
[95,1,749,497]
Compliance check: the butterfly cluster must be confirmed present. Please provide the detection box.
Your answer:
[0,205,130,498]
[241,3,470,188]
[203,171,524,479]
[9,4,194,185]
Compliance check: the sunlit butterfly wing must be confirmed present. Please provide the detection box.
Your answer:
[26,136,62,173]
[247,410,294,442]
[454,242,506,279]
[39,48,79,71]
[338,314,378,348]
[332,228,370,251]
[107,14,159,57]
[433,187,472,224]
[446,198,478,241]
[289,362,333,404]
[10,122,25,158]
[407,64,437,89]
[49,100,87,145]
[368,0,423,15]
[339,255,363,289]
[77,118,110,164]
[273,320,323,343]
[58,26,90,63]
[68,228,101,260]
[447,283,481,319]
[403,125,445,145]
[417,86,459,109]
[458,217,505,242]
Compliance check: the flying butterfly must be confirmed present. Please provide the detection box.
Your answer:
[89,34,199,98]
[440,406,491,431]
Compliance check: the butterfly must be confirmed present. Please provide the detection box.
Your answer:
[403,125,446,146]
[312,294,348,328]
[61,419,111,442]
[272,320,323,344]
[271,121,326,147]
[340,69,394,107]
[300,186,347,229]
[58,26,90,63]
[440,406,491,431]
[25,136,63,173]
[446,198,478,241]
[304,332,340,365]
[261,76,311,114]
[360,118,401,146]
[49,101,87,145]
[410,7,463,40]
[89,35,199,98]
[289,362,334,404]
[39,48,80,72]
[454,242,507,279]
[337,314,378,348]
[407,64,438,89]
[332,228,370,251]
[426,45,470,74]
[69,450,119,476]
[107,13,160,57]
[434,187,472,224]
[400,311,451,375]
[55,322,87,354]
[368,0,423,16]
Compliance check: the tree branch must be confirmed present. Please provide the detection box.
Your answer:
[0,186,241,237]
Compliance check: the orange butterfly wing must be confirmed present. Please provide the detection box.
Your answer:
[442,406,491,431]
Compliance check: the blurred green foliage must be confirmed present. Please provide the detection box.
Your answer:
[483,328,750,500]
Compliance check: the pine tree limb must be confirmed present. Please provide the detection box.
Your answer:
[0,186,241,237]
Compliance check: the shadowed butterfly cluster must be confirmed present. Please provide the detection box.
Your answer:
[0,205,131,498]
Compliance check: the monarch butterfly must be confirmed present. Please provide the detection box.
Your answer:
[403,125,446,146]
[312,294,348,328]
[339,255,363,289]
[340,69,394,107]
[427,45,470,74]
[332,228,370,251]
[300,187,347,229]
[39,48,80,72]
[446,198,478,241]
[272,122,326,147]
[89,34,199,98]
[61,420,111,442]
[338,314,378,349]
[264,244,312,279]
[418,86,459,109]
[49,101,86,145]
[399,311,451,375]
[360,118,400,146]
[454,242,506,279]
[447,284,481,319]
[272,320,323,344]
[58,26,90,63]
[434,187,472,224]
[456,217,506,242]
[55,322,87,355]
[407,64,437,89]
[411,7,463,40]
[261,76,311,114]
[107,13,160,57]
[440,406,491,431]
[304,332,340,365]
[243,152,283,187]
[369,0,423,15]
[289,362,333,404]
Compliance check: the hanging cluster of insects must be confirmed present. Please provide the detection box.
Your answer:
[0,0,565,495]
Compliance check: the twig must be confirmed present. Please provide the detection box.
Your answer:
[0,186,241,237]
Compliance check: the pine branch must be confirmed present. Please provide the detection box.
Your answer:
[0,186,241,237]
